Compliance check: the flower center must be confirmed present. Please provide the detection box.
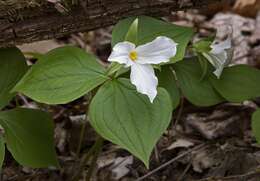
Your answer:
[129,51,138,61]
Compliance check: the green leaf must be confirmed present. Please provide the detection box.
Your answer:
[112,16,194,62]
[89,78,172,167]
[125,18,138,44]
[157,66,180,109]
[173,57,224,106]
[193,37,214,53]
[0,47,28,109]
[112,17,137,47]
[210,65,260,102]
[13,46,108,104]
[197,53,209,80]
[0,108,59,168]
[0,136,5,169]
[252,109,260,144]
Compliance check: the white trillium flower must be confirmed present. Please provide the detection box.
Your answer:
[202,37,233,78]
[108,36,177,103]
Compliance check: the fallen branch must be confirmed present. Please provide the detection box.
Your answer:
[0,0,233,47]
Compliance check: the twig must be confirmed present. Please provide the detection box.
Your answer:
[18,94,30,106]
[137,143,206,181]
[177,162,192,181]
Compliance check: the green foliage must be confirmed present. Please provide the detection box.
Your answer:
[13,46,109,104]
[112,16,194,62]
[125,18,138,44]
[1,15,260,170]
[0,108,59,168]
[157,66,180,109]
[193,37,214,53]
[173,57,224,106]
[252,109,260,144]
[111,17,137,46]
[0,47,28,109]
[89,78,172,167]
[197,53,209,80]
[210,65,260,102]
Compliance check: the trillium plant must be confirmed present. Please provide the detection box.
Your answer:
[108,36,177,102]
[1,15,260,175]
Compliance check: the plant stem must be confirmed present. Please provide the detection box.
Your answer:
[174,97,184,127]
[71,136,104,181]
[85,137,104,181]
[76,119,87,157]
[105,62,122,76]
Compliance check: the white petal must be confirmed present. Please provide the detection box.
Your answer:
[130,63,158,103]
[203,37,233,78]
[135,36,177,65]
[203,51,228,78]
[108,42,135,67]
[210,38,231,54]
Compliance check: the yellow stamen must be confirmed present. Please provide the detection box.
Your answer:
[129,51,138,61]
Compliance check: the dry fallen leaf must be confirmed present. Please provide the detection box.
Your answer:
[233,0,260,17]
[203,13,256,65]
[110,156,133,180]
[167,139,195,150]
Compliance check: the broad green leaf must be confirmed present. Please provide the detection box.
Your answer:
[0,136,5,168]
[173,57,224,106]
[252,109,260,144]
[89,78,172,167]
[13,46,108,104]
[197,53,209,80]
[157,66,180,109]
[210,65,260,102]
[0,48,28,109]
[0,108,59,168]
[112,16,194,62]
[112,17,137,47]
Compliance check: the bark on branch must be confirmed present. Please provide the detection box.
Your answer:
[0,0,232,47]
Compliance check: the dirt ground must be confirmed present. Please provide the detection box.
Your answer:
[2,0,260,180]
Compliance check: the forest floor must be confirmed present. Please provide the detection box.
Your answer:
[2,1,260,180]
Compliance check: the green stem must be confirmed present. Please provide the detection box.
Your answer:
[105,62,122,76]
[85,137,104,181]
[76,119,87,157]
[71,136,104,181]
